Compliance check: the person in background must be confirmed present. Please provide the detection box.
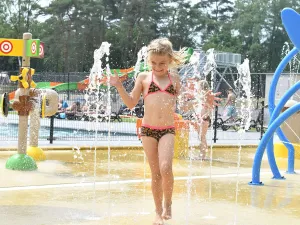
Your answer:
[58,99,68,112]
[196,80,211,160]
[181,79,211,160]
[57,99,68,119]
[67,101,80,112]
[224,88,237,122]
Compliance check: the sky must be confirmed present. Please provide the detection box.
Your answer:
[39,0,49,7]
[36,0,51,22]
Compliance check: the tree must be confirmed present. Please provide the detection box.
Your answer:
[159,0,202,49]
[233,0,269,72]
[1,0,298,73]
[0,0,40,70]
[263,0,300,71]
[234,0,300,72]
[198,0,234,41]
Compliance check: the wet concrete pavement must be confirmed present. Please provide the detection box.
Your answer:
[1,148,300,225]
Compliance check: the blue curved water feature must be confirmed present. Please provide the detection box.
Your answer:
[268,82,300,175]
[251,7,300,184]
[250,104,300,185]
[266,47,298,178]
[281,8,300,50]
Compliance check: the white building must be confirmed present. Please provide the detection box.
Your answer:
[264,73,300,124]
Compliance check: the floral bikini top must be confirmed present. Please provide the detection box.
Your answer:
[144,72,177,99]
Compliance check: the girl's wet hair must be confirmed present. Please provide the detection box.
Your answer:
[147,38,187,68]
[199,80,209,91]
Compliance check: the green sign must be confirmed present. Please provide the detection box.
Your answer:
[26,39,40,57]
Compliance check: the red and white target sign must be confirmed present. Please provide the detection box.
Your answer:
[39,42,44,58]
[0,40,13,54]
[31,41,37,54]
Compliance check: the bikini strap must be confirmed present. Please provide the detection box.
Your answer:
[144,72,153,98]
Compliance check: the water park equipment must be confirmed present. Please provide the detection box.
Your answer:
[250,8,300,185]
[0,33,58,170]
[0,36,196,170]
[274,100,300,159]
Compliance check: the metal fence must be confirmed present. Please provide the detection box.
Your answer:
[0,103,265,144]
[0,114,140,142]
[0,72,268,143]
[0,111,264,143]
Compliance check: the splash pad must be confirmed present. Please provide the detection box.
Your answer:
[251,8,300,185]
[1,12,300,224]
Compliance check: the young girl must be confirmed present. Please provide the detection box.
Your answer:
[110,38,219,225]
[183,79,211,160]
[197,80,211,160]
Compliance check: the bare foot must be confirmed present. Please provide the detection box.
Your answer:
[162,204,172,220]
[153,211,164,225]
[200,147,210,161]
[200,144,208,160]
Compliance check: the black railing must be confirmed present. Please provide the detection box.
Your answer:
[0,105,264,143]
[0,72,269,143]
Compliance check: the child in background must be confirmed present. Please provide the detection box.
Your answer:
[197,80,211,160]
[58,99,68,112]
[224,88,237,122]
[181,79,211,160]
[110,38,220,225]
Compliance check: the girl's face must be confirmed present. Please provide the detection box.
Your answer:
[149,53,171,76]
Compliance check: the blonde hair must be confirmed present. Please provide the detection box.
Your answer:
[199,80,209,91]
[147,38,187,68]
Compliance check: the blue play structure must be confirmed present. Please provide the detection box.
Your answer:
[250,8,300,185]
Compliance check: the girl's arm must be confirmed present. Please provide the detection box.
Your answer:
[111,71,145,109]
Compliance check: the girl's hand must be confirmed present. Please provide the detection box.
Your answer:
[109,70,122,88]
[204,90,221,109]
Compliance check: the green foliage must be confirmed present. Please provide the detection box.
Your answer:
[202,25,242,53]
[233,0,300,72]
[0,0,299,73]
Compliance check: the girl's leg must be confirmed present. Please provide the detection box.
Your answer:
[158,133,175,220]
[199,120,209,159]
[141,136,163,224]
